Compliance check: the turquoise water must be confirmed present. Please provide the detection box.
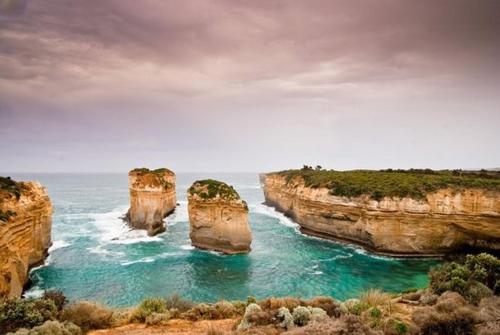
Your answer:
[11,173,438,307]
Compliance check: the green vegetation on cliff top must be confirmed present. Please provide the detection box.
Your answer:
[0,176,24,199]
[272,168,500,200]
[188,179,241,201]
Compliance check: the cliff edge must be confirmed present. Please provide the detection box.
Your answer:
[261,169,500,256]
[0,176,52,298]
[188,179,252,254]
[126,168,176,236]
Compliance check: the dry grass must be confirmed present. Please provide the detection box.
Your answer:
[259,297,303,311]
[60,301,113,332]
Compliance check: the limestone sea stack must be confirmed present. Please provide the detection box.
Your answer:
[126,168,176,236]
[261,169,500,256]
[188,179,252,254]
[0,177,52,298]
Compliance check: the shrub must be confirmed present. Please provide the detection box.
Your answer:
[132,298,167,322]
[465,282,493,305]
[284,315,382,335]
[393,320,408,335]
[412,292,478,335]
[145,312,171,326]
[360,289,393,308]
[0,298,57,334]
[260,297,303,311]
[304,296,341,317]
[165,294,193,312]
[292,306,311,326]
[238,303,263,330]
[60,301,113,332]
[42,290,67,311]
[277,307,294,330]
[429,253,500,304]
[370,307,382,319]
[182,301,240,321]
[7,320,82,335]
[350,302,370,316]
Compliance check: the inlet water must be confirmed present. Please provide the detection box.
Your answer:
[12,173,438,307]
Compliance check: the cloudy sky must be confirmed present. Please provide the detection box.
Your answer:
[1,0,499,172]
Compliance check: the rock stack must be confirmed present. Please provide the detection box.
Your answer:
[188,179,252,254]
[126,168,176,236]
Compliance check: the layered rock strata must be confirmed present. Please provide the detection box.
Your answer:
[126,168,176,236]
[261,173,500,256]
[188,179,252,254]
[0,177,52,298]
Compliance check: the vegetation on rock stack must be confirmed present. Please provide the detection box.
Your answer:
[0,176,25,199]
[129,167,174,175]
[274,168,500,200]
[129,167,174,189]
[188,179,241,201]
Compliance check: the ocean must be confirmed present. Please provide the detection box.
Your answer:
[10,173,437,307]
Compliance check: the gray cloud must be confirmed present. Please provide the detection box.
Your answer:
[0,0,499,172]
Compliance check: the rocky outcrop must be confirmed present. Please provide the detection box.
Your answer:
[261,173,500,256]
[0,177,52,298]
[188,180,252,254]
[126,168,176,236]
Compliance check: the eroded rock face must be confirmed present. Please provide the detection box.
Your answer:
[261,173,500,256]
[126,168,176,236]
[188,180,252,254]
[0,177,52,298]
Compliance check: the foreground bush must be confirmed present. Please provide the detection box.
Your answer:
[430,253,499,304]
[182,301,241,321]
[165,294,193,312]
[7,320,82,335]
[412,292,478,335]
[131,298,168,322]
[0,298,57,334]
[59,301,113,332]
[284,315,382,335]
[42,290,67,311]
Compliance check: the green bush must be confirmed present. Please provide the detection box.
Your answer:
[0,298,57,334]
[164,294,193,312]
[394,320,408,334]
[349,301,370,315]
[60,301,113,332]
[42,290,67,311]
[292,306,311,326]
[0,209,16,222]
[430,253,500,304]
[132,298,167,322]
[0,176,25,199]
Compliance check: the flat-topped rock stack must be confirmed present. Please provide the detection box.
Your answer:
[0,176,52,298]
[188,179,252,254]
[126,168,176,236]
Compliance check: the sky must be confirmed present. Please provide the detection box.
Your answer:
[1,0,499,173]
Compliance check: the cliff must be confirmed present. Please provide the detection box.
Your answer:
[261,170,500,256]
[126,168,177,236]
[0,177,52,298]
[188,179,252,254]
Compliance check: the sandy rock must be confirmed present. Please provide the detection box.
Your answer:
[126,168,176,236]
[261,173,500,255]
[188,179,251,254]
[0,178,52,298]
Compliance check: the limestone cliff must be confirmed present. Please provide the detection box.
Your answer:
[0,177,52,298]
[188,180,252,254]
[261,172,500,256]
[126,168,176,236]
